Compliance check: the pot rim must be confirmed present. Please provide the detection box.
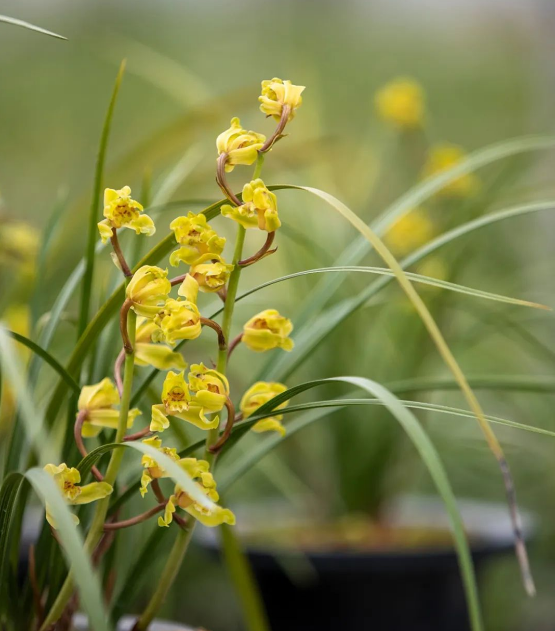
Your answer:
[198,495,536,560]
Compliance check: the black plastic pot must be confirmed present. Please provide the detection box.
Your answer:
[202,496,534,631]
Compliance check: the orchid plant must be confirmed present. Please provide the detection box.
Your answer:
[1,67,552,631]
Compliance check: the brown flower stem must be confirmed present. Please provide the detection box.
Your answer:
[201,317,226,350]
[216,153,242,206]
[238,231,276,267]
[29,545,44,629]
[259,106,291,153]
[110,228,133,277]
[208,397,236,453]
[114,348,125,397]
[151,479,166,504]
[169,273,187,287]
[103,503,166,531]
[123,426,152,442]
[120,298,133,354]
[74,410,104,482]
[227,333,243,359]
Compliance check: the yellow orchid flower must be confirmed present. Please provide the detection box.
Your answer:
[139,435,181,497]
[242,309,294,352]
[240,381,288,436]
[216,117,266,172]
[150,371,219,433]
[221,179,281,232]
[189,254,233,293]
[385,207,435,256]
[134,318,187,371]
[422,143,479,198]
[77,378,141,438]
[152,298,202,346]
[158,459,235,528]
[375,78,425,129]
[188,363,229,413]
[97,186,155,244]
[0,221,39,273]
[43,463,113,528]
[126,266,171,318]
[259,78,305,122]
[169,212,226,267]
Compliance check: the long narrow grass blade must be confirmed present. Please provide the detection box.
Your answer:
[262,199,555,385]
[74,442,215,510]
[31,191,68,330]
[0,14,66,39]
[25,469,110,631]
[0,326,57,466]
[242,398,555,439]
[131,200,555,410]
[387,374,555,396]
[6,330,80,394]
[286,186,535,595]
[294,135,555,327]
[230,266,549,312]
[78,60,126,337]
[220,377,484,631]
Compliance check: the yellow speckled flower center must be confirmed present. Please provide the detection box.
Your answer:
[63,481,80,501]
[111,203,139,227]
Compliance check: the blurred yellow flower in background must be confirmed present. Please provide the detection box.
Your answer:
[385,208,435,256]
[0,305,31,437]
[375,78,425,128]
[422,143,479,197]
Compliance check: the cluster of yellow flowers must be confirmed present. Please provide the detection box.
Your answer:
[376,78,479,261]
[45,78,304,530]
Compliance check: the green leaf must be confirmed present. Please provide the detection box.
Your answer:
[25,469,111,631]
[262,199,555,383]
[0,14,66,39]
[227,265,549,312]
[5,330,80,394]
[0,328,109,631]
[274,186,534,595]
[0,326,58,467]
[30,191,68,331]
[292,135,555,328]
[0,473,25,614]
[221,377,484,631]
[74,442,216,511]
[110,525,171,624]
[78,61,126,337]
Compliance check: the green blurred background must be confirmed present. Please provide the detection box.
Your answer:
[2,1,555,629]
